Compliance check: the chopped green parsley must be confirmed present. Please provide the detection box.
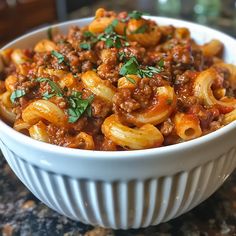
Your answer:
[80,19,129,50]
[36,77,63,97]
[125,76,136,84]
[10,89,26,103]
[120,56,164,78]
[68,91,94,123]
[36,78,94,123]
[80,42,92,50]
[51,50,65,64]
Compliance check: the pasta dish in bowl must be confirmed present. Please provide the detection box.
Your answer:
[1,8,236,150]
[0,9,236,229]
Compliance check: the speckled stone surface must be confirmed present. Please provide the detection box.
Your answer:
[0,151,235,236]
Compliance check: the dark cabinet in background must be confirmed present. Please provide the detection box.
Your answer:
[0,0,57,46]
[0,0,97,46]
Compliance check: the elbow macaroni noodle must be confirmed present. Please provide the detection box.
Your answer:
[29,121,49,142]
[81,71,116,103]
[34,39,57,53]
[0,102,16,124]
[11,49,30,65]
[174,113,202,141]
[194,68,236,108]
[22,100,66,126]
[200,39,223,58]
[126,86,176,126]
[118,75,141,89]
[127,19,161,47]
[222,109,236,125]
[0,8,236,150]
[102,114,164,149]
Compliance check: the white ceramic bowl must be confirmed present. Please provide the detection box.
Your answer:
[0,17,236,230]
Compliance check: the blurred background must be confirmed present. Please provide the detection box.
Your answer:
[0,0,236,46]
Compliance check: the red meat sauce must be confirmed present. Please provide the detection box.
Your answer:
[0,9,234,151]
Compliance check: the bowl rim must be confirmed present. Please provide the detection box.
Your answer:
[1,16,236,160]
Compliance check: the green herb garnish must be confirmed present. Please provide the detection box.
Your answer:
[81,20,129,50]
[131,24,148,34]
[36,77,63,97]
[80,42,92,50]
[42,91,55,100]
[105,38,114,48]
[68,91,94,123]
[128,10,150,20]
[126,76,136,84]
[80,31,97,50]
[36,78,95,122]
[10,89,26,103]
[97,19,127,49]
[120,57,164,78]
[51,50,65,64]
[83,31,95,38]
[118,51,126,61]
[120,57,139,76]
[138,66,163,78]
[105,19,119,34]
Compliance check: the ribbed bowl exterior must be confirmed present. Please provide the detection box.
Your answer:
[1,142,236,229]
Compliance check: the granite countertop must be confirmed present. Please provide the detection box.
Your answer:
[0,151,235,236]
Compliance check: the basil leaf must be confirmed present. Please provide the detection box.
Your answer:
[10,89,26,103]
[36,77,63,97]
[80,42,91,50]
[120,57,139,76]
[51,50,65,64]
[68,93,94,123]
[83,31,95,38]
[105,38,114,48]
[114,37,122,48]
[120,56,164,79]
